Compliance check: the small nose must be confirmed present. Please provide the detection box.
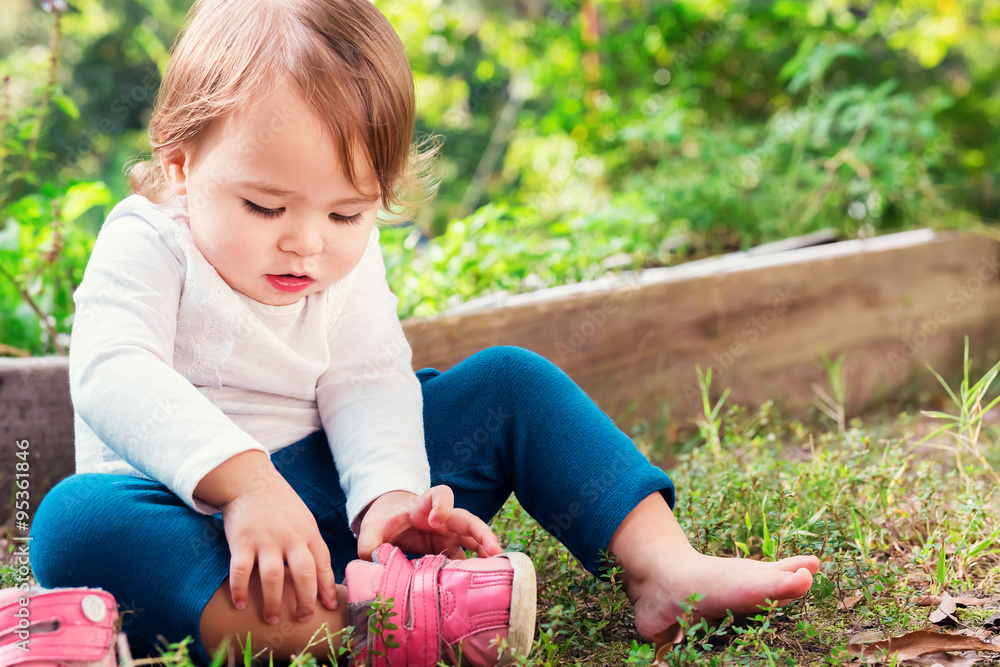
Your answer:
[279,219,323,256]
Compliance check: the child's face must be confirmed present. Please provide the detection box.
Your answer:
[160,83,382,306]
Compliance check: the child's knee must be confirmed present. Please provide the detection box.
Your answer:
[470,345,563,387]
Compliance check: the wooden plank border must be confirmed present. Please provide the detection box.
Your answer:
[401,229,1000,428]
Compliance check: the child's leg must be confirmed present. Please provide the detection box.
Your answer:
[419,345,676,575]
[418,345,818,639]
[198,569,350,662]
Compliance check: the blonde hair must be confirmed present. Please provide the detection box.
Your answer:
[127,0,439,222]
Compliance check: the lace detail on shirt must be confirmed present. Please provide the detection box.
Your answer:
[323,267,356,326]
[148,196,256,388]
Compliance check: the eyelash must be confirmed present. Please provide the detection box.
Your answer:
[241,199,364,225]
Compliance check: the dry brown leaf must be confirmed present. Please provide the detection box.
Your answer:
[846,629,1000,662]
[848,630,887,645]
[915,594,993,607]
[838,595,861,610]
[929,592,960,625]
[902,651,981,666]
[952,597,991,607]
[652,623,682,663]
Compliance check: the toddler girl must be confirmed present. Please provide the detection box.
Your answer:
[29,0,820,665]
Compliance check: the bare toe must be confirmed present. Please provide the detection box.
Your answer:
[774,566,815,601]
[772,555,821,575]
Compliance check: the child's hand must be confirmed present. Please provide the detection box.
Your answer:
[356,485,502,561]
[220,474,339,625]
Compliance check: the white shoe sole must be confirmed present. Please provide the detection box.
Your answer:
[497,551,537,665]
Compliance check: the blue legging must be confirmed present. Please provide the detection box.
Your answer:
[29,346,674,665]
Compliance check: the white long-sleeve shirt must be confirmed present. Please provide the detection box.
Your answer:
[70,194,430,530]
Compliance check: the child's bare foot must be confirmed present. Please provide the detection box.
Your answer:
[628,552,820,641]
[606,492,821,643]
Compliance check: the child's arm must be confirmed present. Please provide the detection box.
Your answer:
[70,206,272,515]
[316,227,493,552]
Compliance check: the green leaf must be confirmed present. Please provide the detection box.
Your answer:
[806,505,827,526]
[851,508,864,549]
[52,93,80,120]
[786,42,867,94]
[62,182,112,224]
[17,121,36,141]
[937,540,947,587]
[5,138,25,155]
[207,639,231,667]
[924,362,961,407]
[762,512,774,559]
[778,33,819,84]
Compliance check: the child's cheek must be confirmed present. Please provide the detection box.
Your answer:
[193,224,248,278]
[330,233,371,282]
[216,233,260,271]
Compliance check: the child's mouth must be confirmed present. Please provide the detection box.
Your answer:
[266,273,315,293]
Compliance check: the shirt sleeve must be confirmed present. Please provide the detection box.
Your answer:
[69,213,270,515]
[315,226,431,533]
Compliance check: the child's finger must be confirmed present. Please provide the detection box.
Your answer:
[257,548,286,625]
[457,534,484,554]
[443,508,502,556]
[310,540,338,610]
[428,485,455,528]
[286,545,319,622]
[356,522,384,561]
[443,544,468,559]
[357,509,406,559]
[410,485,453,530]
[228,547,256,611]
[402,487,434,527]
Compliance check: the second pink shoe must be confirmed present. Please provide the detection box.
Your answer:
[0,585,133,667]
[345,543,537,667]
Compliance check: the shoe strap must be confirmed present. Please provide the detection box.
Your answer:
[0,589,118,666]
[372,547,415,667]
[404,554,446,667]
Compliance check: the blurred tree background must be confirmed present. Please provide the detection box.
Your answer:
[2,0,1000,355]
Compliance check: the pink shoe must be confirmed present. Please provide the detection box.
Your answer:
[0,586,134,667]
[345,544,537,666]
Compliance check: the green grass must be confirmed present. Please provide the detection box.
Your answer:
[4,347,1000,666]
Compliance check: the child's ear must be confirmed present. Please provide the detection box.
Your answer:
[160,150,189,195]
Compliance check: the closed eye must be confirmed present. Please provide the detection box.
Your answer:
[331,212,364,226]
[242,199,283,218]
[242,199,363,225]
